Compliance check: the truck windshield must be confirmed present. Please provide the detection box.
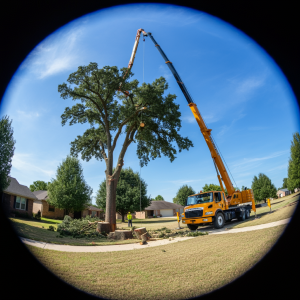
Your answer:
[186,193,213,206]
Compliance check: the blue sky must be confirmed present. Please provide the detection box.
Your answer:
[1,3,299,204]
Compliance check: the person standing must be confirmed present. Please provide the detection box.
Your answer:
[127,212,132,227]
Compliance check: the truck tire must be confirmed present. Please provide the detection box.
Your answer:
[214,213,225,229]
[187,224,198,231]
[245,209,250,219]
[238,210,246,221]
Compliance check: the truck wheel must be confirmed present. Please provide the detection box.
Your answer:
[187,224,198,231]
[245,209,250,219]
[238,211,246,221]
[214,213,225,229]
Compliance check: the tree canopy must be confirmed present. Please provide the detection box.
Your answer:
[30,180,49,192]
[153,195,164,201]
[47,156,92,213]
[0,115,15,192]
[173,185,195,206]
[96,167,151,222]
[251,173,277,203]
[281,178,288,189]
[202,183,228,196]
[58,63,193,230]
[287,132,300,192]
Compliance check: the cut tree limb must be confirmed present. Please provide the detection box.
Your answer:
[141,232,150,242]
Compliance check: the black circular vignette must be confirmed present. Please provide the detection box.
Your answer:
[1,1,299,300]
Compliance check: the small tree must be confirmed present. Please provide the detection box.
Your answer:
[251,173,277,203]
[154,195,164,201]
[30,180,49,192]
[0,115,15,192]
[287,132,300,192]
[173,185,195,206]
[96,167,151,222]
[47,156,92,214]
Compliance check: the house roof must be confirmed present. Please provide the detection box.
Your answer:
[32,190,48,200]
[4,177,38,200]
[278,188,289,192]
[86,206,103,212]
[144,201,184,210]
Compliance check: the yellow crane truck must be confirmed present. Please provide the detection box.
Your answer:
[124,29,258,229]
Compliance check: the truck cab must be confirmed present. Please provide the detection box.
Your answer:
[182,191,227,230]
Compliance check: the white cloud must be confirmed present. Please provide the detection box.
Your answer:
[231,150,289,169]
[11,152,58,179]
[22,27,84,79]
[217,113,246,137]
[182,115,196,123]
[267,163,288,172]
[17,110,40,118]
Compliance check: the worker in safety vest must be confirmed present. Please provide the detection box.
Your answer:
[127,212,132,227]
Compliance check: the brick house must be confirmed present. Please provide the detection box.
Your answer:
[1,176,37,217]
[277,188,291,198]
[33,190,103,219]
[135,201,184,219]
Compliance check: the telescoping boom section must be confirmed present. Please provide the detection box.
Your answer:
[145,31,256,229]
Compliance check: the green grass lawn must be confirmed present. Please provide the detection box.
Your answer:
[229,196,298,229]
[28,224,286,300]
[9,218,140,246]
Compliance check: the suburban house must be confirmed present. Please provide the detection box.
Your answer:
[32,190,103,219]
[135,201,184,219]
[277,188,291,198]
[1,176,37,217]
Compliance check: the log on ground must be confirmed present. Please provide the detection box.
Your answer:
[97,222,111,234]
[113,230,133,240]
[134,227,147,240]
[141,232,150,242]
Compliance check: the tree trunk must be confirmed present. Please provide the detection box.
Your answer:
[105,175,117,232]
[97,222,111,234]
[141,232,150,241]
[134,227,147,239]
[122,213,125,222]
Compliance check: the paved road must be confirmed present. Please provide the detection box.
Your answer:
[21,218,290,253]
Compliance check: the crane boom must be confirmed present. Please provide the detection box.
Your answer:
[147,32,235,197]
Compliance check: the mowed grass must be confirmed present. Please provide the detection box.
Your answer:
[28,225,286,300]
[9,218,140,246]
[118,217,188,230]
[229,194,299,229]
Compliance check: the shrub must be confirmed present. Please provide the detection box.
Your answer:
[33,210,41,220]
[47,225,55,231]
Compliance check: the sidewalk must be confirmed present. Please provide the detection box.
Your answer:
[21,218,290,253]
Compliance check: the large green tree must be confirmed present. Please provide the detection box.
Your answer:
[153,195,164,201]
[281,178,288,189]
[30,180,49,192]
[96,167,151,222]
[173,185,195,206]
[58,63,193,231]
[251,173,277,203]
[202,183,229,196]
[47,156,92,214]
[0,115,15,192]
[287,132,300,192]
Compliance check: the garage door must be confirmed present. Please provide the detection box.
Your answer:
[160,209,174,217]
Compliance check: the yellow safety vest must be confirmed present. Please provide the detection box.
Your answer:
[127,214,132,220]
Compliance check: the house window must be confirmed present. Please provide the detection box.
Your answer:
[16,196,26,210]
[49,205,55,212]
[91,211,97,217]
